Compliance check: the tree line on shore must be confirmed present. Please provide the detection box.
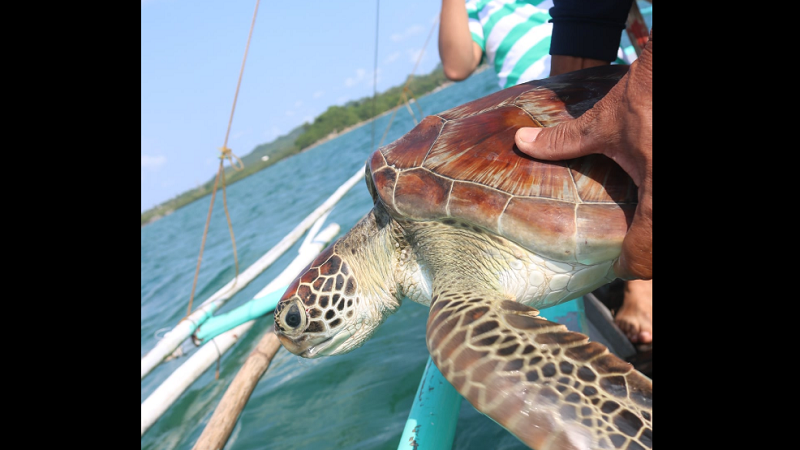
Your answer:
[141,64,448,226]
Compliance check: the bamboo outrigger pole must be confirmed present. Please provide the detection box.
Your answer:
[192,332,282,450]
[141,168,364,380]
[141,321,255,436]
[141,223,341,437]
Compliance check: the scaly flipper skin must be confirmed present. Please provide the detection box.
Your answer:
[426,292,652,450]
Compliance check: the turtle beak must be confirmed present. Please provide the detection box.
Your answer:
[274,323,352,359]
[275,328,307,355]
[300,336,334,358]
[309,328,354,357]
[274,323,334,359]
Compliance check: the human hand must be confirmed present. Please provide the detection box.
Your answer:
[515,31,652,280]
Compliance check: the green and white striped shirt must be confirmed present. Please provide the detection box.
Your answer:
[466,0,630,88]
[467,0,555,88]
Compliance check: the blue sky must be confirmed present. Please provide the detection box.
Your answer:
[141,0,444,212]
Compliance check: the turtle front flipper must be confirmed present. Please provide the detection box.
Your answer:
[426,293,652,450]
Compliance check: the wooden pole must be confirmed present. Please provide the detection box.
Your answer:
[141,321,255,436]
[192,332,281,450]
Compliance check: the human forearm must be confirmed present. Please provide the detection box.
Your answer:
[439,0,482,80]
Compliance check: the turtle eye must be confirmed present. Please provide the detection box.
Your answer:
[284,303,303,329]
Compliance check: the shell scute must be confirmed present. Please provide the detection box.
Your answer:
[500,197,577,262]
[393,168,451,220]
[423,107,538,196]
[570,155,637,204]
[367,65,635,262]
[447,181,510,233]
[380,115,443,169]
[369,148,387,172]
[437,82,536,121]
[575,203,636,264]
[513,65,629,127]
[371,166,398,213]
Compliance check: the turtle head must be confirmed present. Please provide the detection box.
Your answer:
[273,274,360,358]
[275,208,402,358]
[274,232,398,358]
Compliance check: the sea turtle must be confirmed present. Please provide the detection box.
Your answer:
[274,65,652,450]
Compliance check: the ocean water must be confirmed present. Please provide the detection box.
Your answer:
[141,67,536,450]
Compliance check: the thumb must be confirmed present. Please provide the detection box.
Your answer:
[514,119,595,161]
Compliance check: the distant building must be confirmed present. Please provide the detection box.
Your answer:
[261,155,270,162]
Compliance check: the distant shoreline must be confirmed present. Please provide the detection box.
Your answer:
[141,65,485,227]
[295,65,494,154]
[299,79,459,154]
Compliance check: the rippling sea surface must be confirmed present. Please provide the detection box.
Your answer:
[140,67,551,449]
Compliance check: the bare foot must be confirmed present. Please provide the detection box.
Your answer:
[615,279,652,344]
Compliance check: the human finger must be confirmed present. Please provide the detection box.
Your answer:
[514,115,598,161]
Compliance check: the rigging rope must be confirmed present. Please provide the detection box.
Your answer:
[371,0,380,153]
[378,17,439,148]
[185,0,260,318]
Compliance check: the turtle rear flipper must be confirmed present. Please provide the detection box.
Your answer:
[426,293,652,450]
